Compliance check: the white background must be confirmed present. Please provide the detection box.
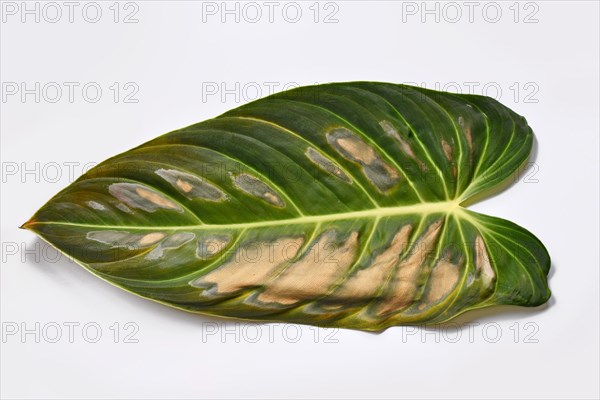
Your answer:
[1,1,599,399]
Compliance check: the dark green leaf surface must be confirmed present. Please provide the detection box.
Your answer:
[23,82,551,331]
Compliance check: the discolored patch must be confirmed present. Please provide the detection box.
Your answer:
[327,127,400,192]
[190,237,304,295]
[256,230,359,306]
[177,179,193,192]
[441,139,453,161]
[155,168,227,202]
[139,232,166,246]
[305,147,351,183]
[475,235,496,289]
[145,232,196,261]
[231,173,285,208]
[379,120,427,171]
[264,192,280,205]
[137,188,178,209]
[458,116,473,150]
[376,219,444,315]
[86,201,106,211]
[325,225,413,305]
[87,230,165,250]
[441,139,457,177]
[108,183,182,213]
[423,256,461,305]
[458,115,474,172]
[115,203,133,214]
[379,120,404,143]
[196,235,232,259]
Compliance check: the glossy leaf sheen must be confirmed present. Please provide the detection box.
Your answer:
[24,82,551,331]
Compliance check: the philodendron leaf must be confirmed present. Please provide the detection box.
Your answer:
[23,82,551,331]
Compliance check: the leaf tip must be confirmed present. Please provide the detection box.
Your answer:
[19,218,37,231]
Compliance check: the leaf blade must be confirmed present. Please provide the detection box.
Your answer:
[23,82,551,331]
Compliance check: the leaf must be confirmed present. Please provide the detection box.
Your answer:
[22,82,551,331]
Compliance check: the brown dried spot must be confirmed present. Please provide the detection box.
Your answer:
[190,237,304,295]
[327,127,400,192]
[379,120,427,172]
[264,192,280,205]
[336,138,377,164]
[458,116,473,150]
[441,139,453,162]
[305,147,352,183]
[441,139,457,178]
[109,183,183,213]
[475,235,496,289]
[326,225,413,303]
[377,219,443,315]
[176,179,193,193]
[155,168,227,202]
[138,232,166,246]
[136,188,179,210]
[231,173,285,208]
[257,230,359,305]
[87,230,164,250]
[423,257,461,304]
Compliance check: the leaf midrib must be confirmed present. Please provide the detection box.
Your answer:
[26,200,464,232]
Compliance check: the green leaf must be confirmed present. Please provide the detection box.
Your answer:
[22,82,551,331]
